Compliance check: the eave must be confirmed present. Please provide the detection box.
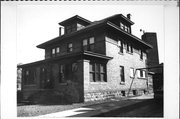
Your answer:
[17,51,112,68]
[37,21,106,49]
[106,21,153,49]
[59,15,92,26]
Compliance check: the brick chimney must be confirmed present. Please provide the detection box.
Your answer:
[59,27,62,36]
[142,33,160,72]
[127,14,131,20]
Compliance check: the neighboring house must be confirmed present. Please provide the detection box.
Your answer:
[18,14,153,103]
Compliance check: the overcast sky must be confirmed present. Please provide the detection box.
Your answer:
[17,5,164,64]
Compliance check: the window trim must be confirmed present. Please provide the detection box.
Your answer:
[120,66,125,84]
[130,67,134,78]
[137,69,146,79]
[67,43,73,53]
[82,37,95,51]
[89,62,107,82]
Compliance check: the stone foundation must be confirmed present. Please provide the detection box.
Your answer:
[84,89,148,102]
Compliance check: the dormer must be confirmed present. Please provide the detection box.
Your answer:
[105,14,134,34]
[58,15,92,35]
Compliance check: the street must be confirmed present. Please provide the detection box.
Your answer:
[96,99,163,117]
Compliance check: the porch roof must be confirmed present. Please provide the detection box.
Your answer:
[17,51,113,68]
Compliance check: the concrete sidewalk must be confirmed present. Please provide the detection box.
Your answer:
[37,94,154,118]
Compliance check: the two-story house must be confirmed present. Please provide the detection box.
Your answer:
[18,14,152,103]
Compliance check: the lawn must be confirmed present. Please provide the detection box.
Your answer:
[17,99,120,117]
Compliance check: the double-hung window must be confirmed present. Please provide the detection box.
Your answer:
[24,68,35,85]
[140,50,143,60]
[137,70,146,78]
[59,64,65,83]
[89,62,106,82]
[51,46,60,57]
[82,37,95,51]
[130,68,134,78]
[67,43,73,53]
[126,43,133,53]
[118,40,123,53]
[120,66,125,83]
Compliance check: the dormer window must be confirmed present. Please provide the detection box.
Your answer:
[120,22,130,33]
[77,23,85,30]
[66,24,76,34]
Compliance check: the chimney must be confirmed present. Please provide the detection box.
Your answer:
[127,14,131,20]
[142,33,160,72]
[59,27,62,36]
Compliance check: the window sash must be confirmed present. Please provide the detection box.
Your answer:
[59,65,65,83]
[90,63,106,82]
[68,43,73,52]
[120,66,125,82]
[130,68,134,78]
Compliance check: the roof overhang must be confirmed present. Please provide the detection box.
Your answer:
[17,51,112,68]
[37,21,106,49]
[106,21,153,49]
[59,15,92,26]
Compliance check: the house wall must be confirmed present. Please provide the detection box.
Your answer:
[45,29,106,59]
[83,36,148,101]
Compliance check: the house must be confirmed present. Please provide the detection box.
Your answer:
[18,14,153,103]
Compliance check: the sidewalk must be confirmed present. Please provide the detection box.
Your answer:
[37,94,154,118]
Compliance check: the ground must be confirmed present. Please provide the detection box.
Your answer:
[17,94,163,117]
[17,98,121,117]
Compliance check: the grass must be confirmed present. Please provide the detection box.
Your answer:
[17,98,123,117]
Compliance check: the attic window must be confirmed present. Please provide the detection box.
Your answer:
[120,22,130,33]
[77,23,85,30]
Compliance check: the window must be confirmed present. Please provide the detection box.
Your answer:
[126,43,130,52]
[52,48,56,57]
[137,70,146,78]
[66,24,76,34]
[56,47,60,54]
[140,50,143,60]
[118,41,123,53]
[89,62,106,82]
[120,66,125,82]
[51,47,61,57]
[89,37,95,51]
[24,69,35,85]
[126,43,133,53]
[67,43,73,52]
[120,22,130,33]
[130,45,133,53]
[77,23,85,30]
[59,64,65,83]
[82,37,95,51]
[120,22,124,29]
[130,68,134,78]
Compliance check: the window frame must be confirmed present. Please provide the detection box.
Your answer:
[120,66,125,83]
[89,62,107,82]
[82,37,95,51]
[137,69,146,79]
[118,40,123,54]
[140,50,143,60]
[67,43,73,53]
[59,64,65,83]
[130,67,134,78]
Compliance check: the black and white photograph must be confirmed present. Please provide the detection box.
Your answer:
[1,1,179,119]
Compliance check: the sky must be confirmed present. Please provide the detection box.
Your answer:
[17,5,164,64]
